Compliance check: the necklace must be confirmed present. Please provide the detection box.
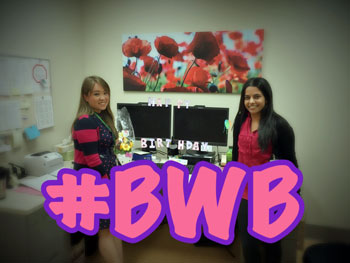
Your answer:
[94,113,116,141]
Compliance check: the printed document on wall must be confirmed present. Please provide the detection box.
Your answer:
[0,100,22,132]
[35,95,54,129]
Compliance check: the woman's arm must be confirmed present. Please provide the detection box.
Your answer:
[274,116,298,168]
[73,116,107,176]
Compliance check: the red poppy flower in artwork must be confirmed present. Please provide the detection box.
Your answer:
[166,71,181,83]
[187,32,220,63]
[140,56,159,75]
[161,83,199,92]
[254,60,262,69]
[183,67,195,86]
[192,67,209,88]
[184,66,209,89]
[215,31,224,47]
[226,51,250,72]
[188,86,204,92]
[161,59,180,82]
[154,36,179,58]
[123,67,146,91]
[255,29,264,42]
[172,52,184,62]
[161,82,175,91]
[122,37,151,58]
[228,31,243,40]
[243,41,260,56]
[178,41,188,48]
[123,66,133,75]
[233,73,248,84]
[234,39,244,51]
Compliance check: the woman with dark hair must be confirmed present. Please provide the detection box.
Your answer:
[71,76,123,263]
[233,77,298,263]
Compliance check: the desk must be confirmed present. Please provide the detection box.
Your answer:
[142,155,300,262]
[0,171,71,263]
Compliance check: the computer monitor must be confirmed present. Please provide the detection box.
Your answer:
[173,105,229,147]
[116,103,171,140]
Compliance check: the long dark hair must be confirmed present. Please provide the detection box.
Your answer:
[236,77,277,151]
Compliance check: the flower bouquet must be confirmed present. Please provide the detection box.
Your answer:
[115,107,135,156]
[116,131,134,154]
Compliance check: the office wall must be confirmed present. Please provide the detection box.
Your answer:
[0,0,349,234]
[0,0,84,164]
[81,0,350,232]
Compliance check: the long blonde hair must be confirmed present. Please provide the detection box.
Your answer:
[72,76,118,138]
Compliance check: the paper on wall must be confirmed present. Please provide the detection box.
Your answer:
[12,129,23,148]
[0,135,12,153]
[24,125,40,140]
[0,100,22,132]
[34,95,54,129]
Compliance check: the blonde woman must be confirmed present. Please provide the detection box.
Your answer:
[71,76,123,263]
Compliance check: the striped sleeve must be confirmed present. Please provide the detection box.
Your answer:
[73,115,106,176]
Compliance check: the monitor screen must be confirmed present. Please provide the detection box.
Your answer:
[173,106,229,146]
[117,103,171,140]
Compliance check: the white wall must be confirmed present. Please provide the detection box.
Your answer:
[0,0,84,164]
[81,0,350,230]
[1,0,349,231]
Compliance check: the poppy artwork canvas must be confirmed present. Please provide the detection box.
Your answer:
[122,30,264,94]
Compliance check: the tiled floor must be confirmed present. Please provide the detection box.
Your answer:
[72,224,321,263]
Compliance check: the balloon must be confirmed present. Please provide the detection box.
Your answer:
[224,120,230,129]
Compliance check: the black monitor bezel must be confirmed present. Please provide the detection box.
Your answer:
[116,102,172,140]
[172,105,229,146]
